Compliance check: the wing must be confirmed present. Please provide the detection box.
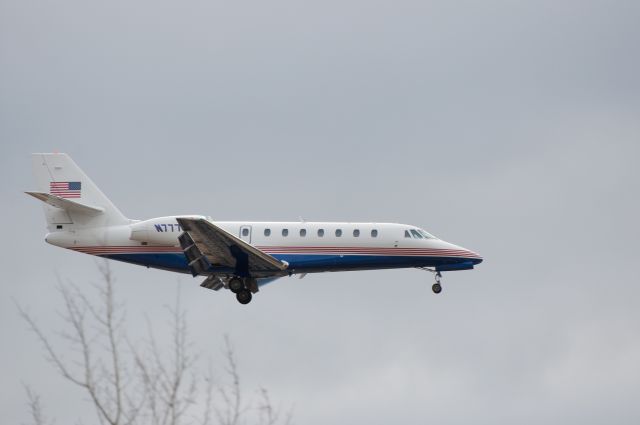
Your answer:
[176,217,288,278]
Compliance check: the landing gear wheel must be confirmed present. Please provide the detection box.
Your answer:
[228,277,244,293]
[236,289,252,304]
[431,271,443,294]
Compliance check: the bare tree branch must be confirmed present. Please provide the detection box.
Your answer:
[19,264,292,425]
[213,335,248,425]
[23,386,50,425]
[199,365,214,425]
[257,387,294,425]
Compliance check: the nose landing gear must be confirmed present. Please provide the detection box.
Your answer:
[432,272,442,294]
[419,268,444,294]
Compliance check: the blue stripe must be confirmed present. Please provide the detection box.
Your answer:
[102,253,191,272]
[100,252,481,274]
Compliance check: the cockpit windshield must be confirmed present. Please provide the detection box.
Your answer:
[405,228,437,239]
[418,229,436,239]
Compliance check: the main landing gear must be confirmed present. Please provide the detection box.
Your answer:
[228,277,244,293]
[228,276,255,305]
[236,289,252,305]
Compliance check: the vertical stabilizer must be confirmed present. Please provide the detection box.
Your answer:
[31,153,129,230]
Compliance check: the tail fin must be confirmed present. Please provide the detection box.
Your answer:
[29,153,129,230]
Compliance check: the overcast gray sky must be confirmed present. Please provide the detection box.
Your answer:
[1,0,639,423]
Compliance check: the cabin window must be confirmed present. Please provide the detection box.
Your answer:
[242,228,249,237]
[371,229,378,237]
[410,229,423,239]
[353,229,360,237]
[404,230,411,238]
[282,229,289,237]
[300,229,307,237]
[318,229,325,237]
[264,228,271,237]
[335,229,343,237]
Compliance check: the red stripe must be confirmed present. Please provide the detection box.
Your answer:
[74,247,180,251]
[70,246,480,258]
[260,247,471,252]
[257,246,479,256]
[72,246,181,255]
[262,251,473,256]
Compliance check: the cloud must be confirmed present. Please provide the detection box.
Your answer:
[1,1,639,424]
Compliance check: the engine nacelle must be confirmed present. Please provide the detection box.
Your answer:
[129,215,205,245]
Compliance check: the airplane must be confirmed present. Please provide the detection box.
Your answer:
[26,153,483,304]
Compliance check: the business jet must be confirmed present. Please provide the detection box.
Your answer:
[26,153,482,304]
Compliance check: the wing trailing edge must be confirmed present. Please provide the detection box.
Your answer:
[176,217,288,278]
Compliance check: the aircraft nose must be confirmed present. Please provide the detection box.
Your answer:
[440,240,483,264]
[460,248,482,264]
[470,255,483,265]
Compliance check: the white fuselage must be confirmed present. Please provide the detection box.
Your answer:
[45,216,482,275]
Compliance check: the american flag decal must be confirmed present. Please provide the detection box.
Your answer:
[50,181,82,198]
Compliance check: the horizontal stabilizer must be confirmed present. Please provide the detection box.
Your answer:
[25,191,104,215]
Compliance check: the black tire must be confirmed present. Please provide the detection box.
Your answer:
[432,283,442,294]
[228,277,244,293]
[236,289,252,305]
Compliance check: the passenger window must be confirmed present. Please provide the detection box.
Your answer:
[300,229,307,237]
[335,229,342,237]
[264,228,271,237]
[404,230,411,238]
[371,229,378,237]
[318,229,325,237]
[242,228,249,237]
[353,229,360,237]
[282,229,289,237]
[410,229,423,239]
